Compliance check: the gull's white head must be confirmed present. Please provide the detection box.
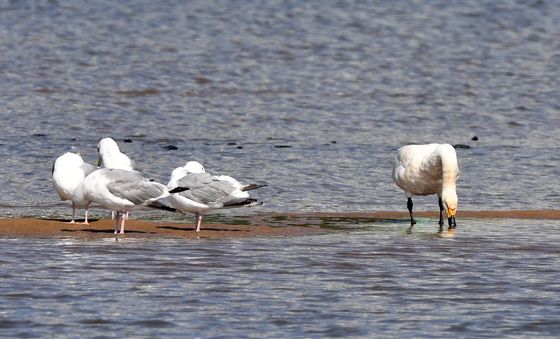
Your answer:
[184,161,205,174]
[97,138,120,154]
[97,137,129,168]
[168,161,205,188]
[53,152,85,174]
[57,152,84,167]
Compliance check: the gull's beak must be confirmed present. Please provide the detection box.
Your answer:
[97,156,103,167]
[447,208,457,229]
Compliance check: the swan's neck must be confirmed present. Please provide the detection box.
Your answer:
[438,147,458,190]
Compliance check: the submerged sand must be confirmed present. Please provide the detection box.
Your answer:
[276,210,560,220]
[0,210,558,239]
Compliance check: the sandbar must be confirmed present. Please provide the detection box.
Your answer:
[0,210,558,239]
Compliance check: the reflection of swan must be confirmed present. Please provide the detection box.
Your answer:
[439,229,456,238]
[406,226,457,238]
[393,143,459,229]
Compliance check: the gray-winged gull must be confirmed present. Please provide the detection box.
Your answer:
[167,161,265,232]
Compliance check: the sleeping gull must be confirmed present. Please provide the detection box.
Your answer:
[97,137,141,220]
[73,168,187,234]
[167,161,265,232]
[52,152,97,224]
[392,143,459,229]
[97,137,138,171]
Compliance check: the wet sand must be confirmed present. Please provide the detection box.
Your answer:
[0,210,558,238]
[0,218,330,239]
[274,210,560,220]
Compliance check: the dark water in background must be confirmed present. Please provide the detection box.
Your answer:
[1,0,560,337]
[0,0,559,215]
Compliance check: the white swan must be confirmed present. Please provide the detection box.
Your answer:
[73,168,186,234]
[168,161,265,232]
[52,152,97,224]
[392,143,459,229]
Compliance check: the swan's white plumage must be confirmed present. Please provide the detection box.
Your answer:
[392,143,459,227]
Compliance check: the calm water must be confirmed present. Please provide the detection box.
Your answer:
[1,0,560,337]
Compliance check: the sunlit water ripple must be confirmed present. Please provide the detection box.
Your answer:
[1,219,559,337]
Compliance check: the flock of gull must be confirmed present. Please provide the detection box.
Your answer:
[52,137,264,234]
[52,138,460,234]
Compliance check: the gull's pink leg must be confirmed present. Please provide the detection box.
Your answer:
[119,213,126,234]
[195,213,203,232]
[80,208,90,225]
[68,205,77,224]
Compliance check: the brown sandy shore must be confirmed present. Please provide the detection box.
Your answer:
[0,210,558,239]
[0,218,329,239]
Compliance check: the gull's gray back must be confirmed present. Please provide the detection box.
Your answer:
[105,169,167,205]
[81,162,98,176]
[176,173,237,205]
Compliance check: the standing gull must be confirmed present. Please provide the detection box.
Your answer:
[73,168,186,234]
[392,143,459,229]
[168,161,265,232]
[52,152,97,224]
[96,137,139,220]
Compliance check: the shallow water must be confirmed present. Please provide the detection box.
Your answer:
[1,0,560,337]
[1,219,559,338]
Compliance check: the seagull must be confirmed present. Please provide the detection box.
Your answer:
[392,143,459,229]
[97,137,141,220]
[73,168,187,234]
[97,137,138,171]
[52,152,97,224]
[167,161,265,232]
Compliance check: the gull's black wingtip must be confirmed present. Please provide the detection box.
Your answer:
[169,186,189,194]
[242,184,267,192]
[147,201,177,212]
[224,198,260,207]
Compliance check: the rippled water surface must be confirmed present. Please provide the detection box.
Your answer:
[1,0,560,337]
[1,0,559,215]
[1,219,559,338]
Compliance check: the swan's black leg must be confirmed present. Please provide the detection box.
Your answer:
[407,198,416,225]
[448,216,457,229]
[438,197,444,227]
